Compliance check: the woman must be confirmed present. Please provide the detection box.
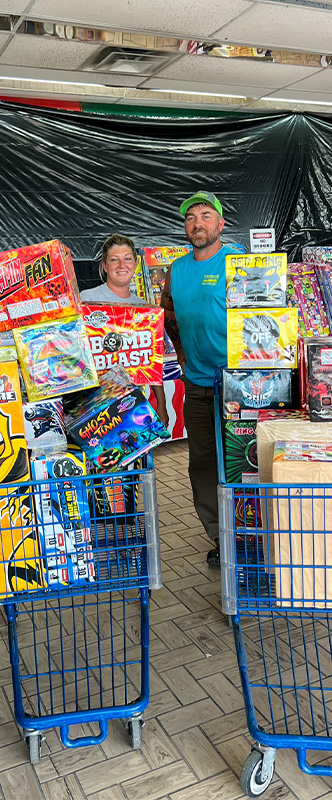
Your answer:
[81,233,169,427]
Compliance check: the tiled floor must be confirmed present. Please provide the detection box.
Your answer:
[0,440,331,799]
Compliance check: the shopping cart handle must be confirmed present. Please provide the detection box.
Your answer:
[60,720,108,748]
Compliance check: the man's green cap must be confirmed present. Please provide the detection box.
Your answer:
[180,191,223,217]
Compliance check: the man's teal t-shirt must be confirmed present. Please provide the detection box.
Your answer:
[170,243,245,387]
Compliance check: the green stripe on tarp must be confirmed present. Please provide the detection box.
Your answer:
[81,102,253,119]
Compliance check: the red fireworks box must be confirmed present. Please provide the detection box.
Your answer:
[0,240,81,331]
[82,303,164,385]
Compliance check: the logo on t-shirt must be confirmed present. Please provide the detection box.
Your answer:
[202,274,220,285]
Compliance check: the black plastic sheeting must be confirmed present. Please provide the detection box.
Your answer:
[0,101,332,271]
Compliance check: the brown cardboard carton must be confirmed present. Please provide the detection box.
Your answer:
[273,441,332,609]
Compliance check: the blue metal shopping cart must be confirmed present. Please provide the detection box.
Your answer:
[0,453,161,763]
[215,366,332,797]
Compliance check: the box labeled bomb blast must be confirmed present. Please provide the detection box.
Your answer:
[83,303,164,385]
[31,449,95,587]
[0,240,81,331]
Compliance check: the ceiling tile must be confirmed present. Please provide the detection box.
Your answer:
[142,77,270,98]
[215,4,332,54]
[284,69,332,93]
[0,36,101,69]
[30,0,254,38]
[152,54,319,89]
[0,1,30,11]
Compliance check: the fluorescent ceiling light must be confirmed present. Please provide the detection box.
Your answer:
[151,88,247,98]
[262,95,332,106]
[0,76,109,88]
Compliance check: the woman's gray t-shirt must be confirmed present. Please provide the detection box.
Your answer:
[80,283,147,305]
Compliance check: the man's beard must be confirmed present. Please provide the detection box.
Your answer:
[186,225,221,249]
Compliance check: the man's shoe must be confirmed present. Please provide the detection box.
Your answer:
[206,540,220,567]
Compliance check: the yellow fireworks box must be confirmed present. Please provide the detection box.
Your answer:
[227,308,298,369]
[0,360,43,597]
[82,303,164,385]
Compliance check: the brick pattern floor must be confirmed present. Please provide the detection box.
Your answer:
[0,440,331,800]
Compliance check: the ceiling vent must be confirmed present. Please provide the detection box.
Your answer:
[81,46,177,75]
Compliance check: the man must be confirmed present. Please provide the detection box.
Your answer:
[81,233,168,427]
[161,191,244,566]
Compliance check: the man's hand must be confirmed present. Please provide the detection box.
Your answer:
[156,400,169,429]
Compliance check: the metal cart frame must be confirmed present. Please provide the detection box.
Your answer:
[1,453,160,762]
[215,366,332,797]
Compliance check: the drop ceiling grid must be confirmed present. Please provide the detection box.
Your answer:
[18,0,256,39]
[214,2,332,54]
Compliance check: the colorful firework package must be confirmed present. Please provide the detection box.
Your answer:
[227,308,298,368]
[65,366,170,471]
[225,420,258,484]
[0,359,44,597]
[223,368,294,420]
[302,245,332,265]
[287,263,330,338]
[226,252,287,307]
[234,491,262,529]
[14,315,99,402]
[31,447,95,587]
[23,399,67,451]
[0,239,81,332]
[82,302,164,385]
[305,337,332,422]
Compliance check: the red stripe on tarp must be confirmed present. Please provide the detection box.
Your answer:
[0,96,82,111]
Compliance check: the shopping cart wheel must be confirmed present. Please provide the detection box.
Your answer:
[240,748,275,797]
[24,731,44,764]
[127,717,143,749]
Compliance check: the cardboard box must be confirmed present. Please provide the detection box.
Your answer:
[0,360,43,596]
[23,399,67,450]
[257,413,332,566]
[225,420,258,483]
[227,308,298,368]
[226,252,287,307]
[83,303,164,385]
[67,386,170,470]
[0,240,81,331]
[31,448,95,587]
[306,338,332,422]
[273,441,332,609]
[223,369,294,420]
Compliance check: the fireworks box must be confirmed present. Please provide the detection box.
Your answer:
[273,440,332,609]
[227,308,298,369]
[225,420,258,484]
[287,264,330,338]
[234,491,262,529]
[305,338,332,422]
[0,240,81,331]
[14,315,99,402]
[23,399,67,451]
[142,246,191,267]
[226,252,287,307]
[82,303,164,385]
[66,386,170,471]
[302,245,332,265]
[223,369,294,420]
[0,360,44,596]
[31,447,95,588]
